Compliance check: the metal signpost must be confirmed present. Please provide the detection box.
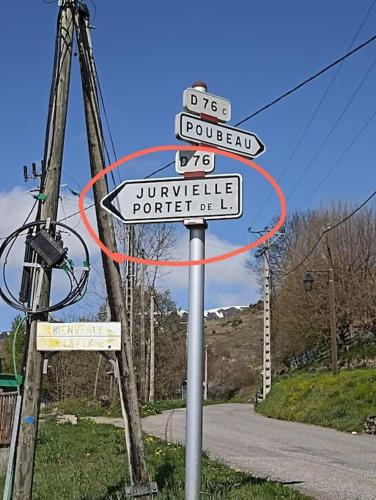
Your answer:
[102,80,264,500]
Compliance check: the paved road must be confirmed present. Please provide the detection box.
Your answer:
[141,403,376,500]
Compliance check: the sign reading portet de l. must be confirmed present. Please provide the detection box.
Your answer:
[101,174,242,224]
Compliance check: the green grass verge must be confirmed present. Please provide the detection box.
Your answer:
[340,343,376,364]
[1,421,308,499]
[42,398,188,419]
[257,368,376,432]
[43,397,234,420]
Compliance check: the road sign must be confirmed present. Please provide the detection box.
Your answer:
[175,112,265,158]
[175,150,215,174]
[36,322,121,351]
[183,87,231,122]
[101,174,242,224]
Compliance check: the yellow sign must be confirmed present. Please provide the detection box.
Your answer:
[36,322,121,351]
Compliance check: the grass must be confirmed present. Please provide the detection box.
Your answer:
[42,398,188,419]
[257,368,376,432]
[43,397,235,420]
[0,421,308,499]
[340,343,376,364]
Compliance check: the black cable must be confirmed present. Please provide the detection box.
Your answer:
[0,220,90,313]
[134,32,376,183]
[286,56,376,201]
[283,189,376,276]
[89,0,96,23]
[58,18,376,225]
[305,109,376,205]
[75,12,120,197]
[57,202,95,223]
[43,10,75,196]
[251,0,376,225]
[144,161,175,179]
[234,32,376,127]
[93,59,121,185]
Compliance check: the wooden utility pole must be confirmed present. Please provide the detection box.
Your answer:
[326,229,338,375]
[140,259,146,401]
[148,292,155,403]
[13,3,74,497]
[75,4,149,487]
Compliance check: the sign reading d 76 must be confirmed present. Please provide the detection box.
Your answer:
[183,88,231,122]
[175,151,215,174]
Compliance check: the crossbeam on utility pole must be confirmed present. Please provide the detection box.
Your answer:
[75,5,149,489]
[13,3,75,497]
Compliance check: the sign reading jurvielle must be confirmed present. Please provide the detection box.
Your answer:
[101,174,242,224]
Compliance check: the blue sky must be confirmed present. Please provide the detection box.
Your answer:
[1,0,376,329]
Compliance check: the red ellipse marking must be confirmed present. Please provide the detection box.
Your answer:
[79,144,286,267]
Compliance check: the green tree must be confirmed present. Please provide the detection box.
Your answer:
[3,315,26,375]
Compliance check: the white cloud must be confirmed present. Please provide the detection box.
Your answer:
[156,231,260,308]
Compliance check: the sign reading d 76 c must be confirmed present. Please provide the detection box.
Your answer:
[183,88,231,122]
[175,151,215,174]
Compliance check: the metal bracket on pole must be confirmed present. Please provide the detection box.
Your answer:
[125,482,158,497]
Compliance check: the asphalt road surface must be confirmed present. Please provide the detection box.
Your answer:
[141,403,376,499]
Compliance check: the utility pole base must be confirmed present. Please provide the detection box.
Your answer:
[125,482,158,497]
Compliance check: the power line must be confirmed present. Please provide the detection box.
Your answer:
[93,58,121,184]
[234,32,376,127]
[144,161,175,179]
[144,31,376,182]
[57,31,376,221]
[304,109,376,205]
[286,56,376,201]
[250,0,376,225]
[283,189,376,276]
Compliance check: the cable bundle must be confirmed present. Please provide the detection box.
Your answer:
[0,220,90,313]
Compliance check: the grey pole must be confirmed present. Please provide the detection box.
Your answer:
[184,222,206,500]
[263,243,272,399]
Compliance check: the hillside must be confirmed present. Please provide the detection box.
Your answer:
[202,303,263,398]
[257,368,376,433]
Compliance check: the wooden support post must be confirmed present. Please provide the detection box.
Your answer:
[148,292,155,403]
[140,260,146,401]
[13,4,74,498]
[75,5,149,487]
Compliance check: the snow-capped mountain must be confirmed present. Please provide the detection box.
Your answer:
[177,305,248,321]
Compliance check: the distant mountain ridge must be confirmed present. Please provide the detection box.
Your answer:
[178,303,262,321]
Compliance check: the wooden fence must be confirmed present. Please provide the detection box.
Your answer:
[0,391,17,446]
[288,329,376,370]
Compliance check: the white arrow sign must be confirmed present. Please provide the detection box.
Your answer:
[175,112,265,158]
[101,174,242,224]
